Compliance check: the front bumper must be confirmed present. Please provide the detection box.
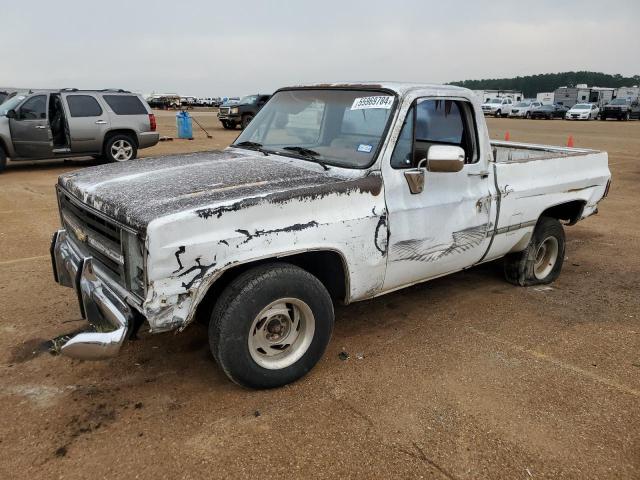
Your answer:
[218,113,241,121]
[51,229,134,360]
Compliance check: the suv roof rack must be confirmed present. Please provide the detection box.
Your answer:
[59,88,131,93]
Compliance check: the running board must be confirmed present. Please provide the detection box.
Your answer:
[52,148,71,154]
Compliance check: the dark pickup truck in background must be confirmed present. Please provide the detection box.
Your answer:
[600,98,640,120]
[217,93,271,129]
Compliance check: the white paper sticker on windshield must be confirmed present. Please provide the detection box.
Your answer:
[351,96,394,110]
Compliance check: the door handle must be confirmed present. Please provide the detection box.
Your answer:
[468,171,489,179]
[95,120,107,125]
[34,125,47,129]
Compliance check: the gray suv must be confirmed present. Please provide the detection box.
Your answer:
[0,89,159,172]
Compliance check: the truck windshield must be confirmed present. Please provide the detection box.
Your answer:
[0,94,27,115]
[573,104,591,110]
[234,89,396,168]
[609,99,628,105]
[488,99,502,104]
[239,95,259,105]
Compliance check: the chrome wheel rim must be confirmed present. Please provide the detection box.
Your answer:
[111,140,133,161]
[534,236,559,279]
[248,298,315,370]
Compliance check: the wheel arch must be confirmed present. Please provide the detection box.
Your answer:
[192,249,351,326]
[103,129,139,149]
[538,199,586,226]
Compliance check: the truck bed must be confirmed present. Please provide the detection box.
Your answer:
[483,140,611,263]
[491,140,599,163]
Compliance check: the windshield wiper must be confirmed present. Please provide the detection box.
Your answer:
[281,146,329,170]
[232,141,270,156]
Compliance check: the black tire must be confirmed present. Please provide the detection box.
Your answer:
[525,111,531,119]
[624,112,630,121]
[104,134,137,162]
[209,263,334,389]
[241,114,254,129]
[504,216,565,287]
[495,110,501,118]
[0,145,6,173]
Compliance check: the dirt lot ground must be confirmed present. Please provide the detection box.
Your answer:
[0,112,638,479]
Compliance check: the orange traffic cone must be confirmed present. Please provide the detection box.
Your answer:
[504,131,511,141]
[567,135,574,147]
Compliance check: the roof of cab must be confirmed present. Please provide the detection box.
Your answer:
[282,81,472,97]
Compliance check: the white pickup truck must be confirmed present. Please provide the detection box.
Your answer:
[51,82,611,388]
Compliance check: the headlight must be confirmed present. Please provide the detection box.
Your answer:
[122,231,146,298]
[230,107,239,114]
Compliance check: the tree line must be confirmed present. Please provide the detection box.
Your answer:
[449,72,640,97]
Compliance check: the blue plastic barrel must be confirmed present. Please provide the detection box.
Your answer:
[176,111,193,139]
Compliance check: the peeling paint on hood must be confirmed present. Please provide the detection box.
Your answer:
[57,150,348,231]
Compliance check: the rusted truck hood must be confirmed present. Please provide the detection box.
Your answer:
[57,149,363,231]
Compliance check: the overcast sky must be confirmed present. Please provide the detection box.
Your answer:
[1,0,639,96]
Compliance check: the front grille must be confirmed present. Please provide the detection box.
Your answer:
[219,107,230,115]
[59,192,124,282]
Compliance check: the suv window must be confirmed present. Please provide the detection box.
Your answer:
[66,95,103,117]
[391,99,478,168]
[20,95,46,120]
[103,95,147,115]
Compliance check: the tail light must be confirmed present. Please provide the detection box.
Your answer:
[148,113,157,132]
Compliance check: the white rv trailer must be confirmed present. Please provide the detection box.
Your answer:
[473,89,524,103]
[536,92,554,105]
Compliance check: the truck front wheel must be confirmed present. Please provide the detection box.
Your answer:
[503,216,565,286]
[241,114,254,129]
[209,263,334,389]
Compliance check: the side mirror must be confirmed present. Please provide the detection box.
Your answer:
[426,145,465,173]
[6,109,17,119]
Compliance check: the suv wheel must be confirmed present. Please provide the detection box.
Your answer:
[241,114,254,129]
[105,135,137,162]
[504,216,565,286]
[209,263,334,389]
[0,145,6,173]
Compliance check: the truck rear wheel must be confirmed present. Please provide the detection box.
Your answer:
[0,145,6,173]
[209,263,334,389]
[504,216,565,286]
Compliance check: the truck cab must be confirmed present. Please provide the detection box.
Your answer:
[217,93,271,129]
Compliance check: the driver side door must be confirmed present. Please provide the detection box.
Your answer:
[10,94,53,159]
[382,97,495,291]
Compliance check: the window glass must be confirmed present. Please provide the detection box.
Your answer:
[67,95,103,117]
[103,95,147,115]
[260,99,326,146]
[237,89,394,168]
[390,107,414,168]
[342,108,390,136]
[20,95,46,119]
[416,100,464,144]
[391,99,477,168]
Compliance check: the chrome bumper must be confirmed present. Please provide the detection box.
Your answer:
[51,230,133,360]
